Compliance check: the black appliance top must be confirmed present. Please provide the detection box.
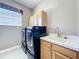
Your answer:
[26,26,47,37]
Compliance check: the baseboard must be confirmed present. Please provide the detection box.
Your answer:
[0,45,21,54]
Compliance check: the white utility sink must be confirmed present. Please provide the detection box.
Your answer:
[46,34,79,46]
[41,34,79,52]
[46,35,67,44]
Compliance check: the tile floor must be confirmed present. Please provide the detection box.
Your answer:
[0,47,28,59]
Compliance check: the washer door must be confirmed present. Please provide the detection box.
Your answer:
[26,29,34,55]
[26,30,33,47]
[22,29,26,42]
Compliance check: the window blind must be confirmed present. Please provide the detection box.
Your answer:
[0,3,23,26]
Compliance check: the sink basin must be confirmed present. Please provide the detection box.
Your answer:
[46,34,79,47]
[46,35,67,43]
[42,34,79,51]
[65,36,79,44]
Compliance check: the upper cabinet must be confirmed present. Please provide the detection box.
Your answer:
[29,16,34,26]
[29,10,47,26]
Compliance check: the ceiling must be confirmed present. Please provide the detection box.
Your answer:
[14,0,41,8]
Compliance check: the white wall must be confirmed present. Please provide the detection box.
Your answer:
[34,0,77,35]
[0,0,33,50]
[77,0,79,36]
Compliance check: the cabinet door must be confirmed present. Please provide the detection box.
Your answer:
[37,11,47,26]
[52,51,71,59]
[41,44,51,59]
[37,16,42,26]
[33,15,38,26]
[52,44,77,59]
[78,53,79,59]
[29,16,34,26]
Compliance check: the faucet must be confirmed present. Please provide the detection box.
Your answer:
[55,27,60,37]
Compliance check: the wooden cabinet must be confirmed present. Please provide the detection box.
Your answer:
[41,40,51,59]
[36,11,47,26]
[40,40,78,59]
[52,51,70,59]
[41,44,51,59]
[52,44,77,59]
[29,10,47,26]
[29,16,34,26]
[78,53,79,59]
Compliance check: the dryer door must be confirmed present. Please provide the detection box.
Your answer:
[26,29,34,55]
[26,30,33,47]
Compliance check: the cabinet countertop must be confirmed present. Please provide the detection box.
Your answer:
[40,35,79,52]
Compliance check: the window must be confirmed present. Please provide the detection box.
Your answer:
[0,3,23,26]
